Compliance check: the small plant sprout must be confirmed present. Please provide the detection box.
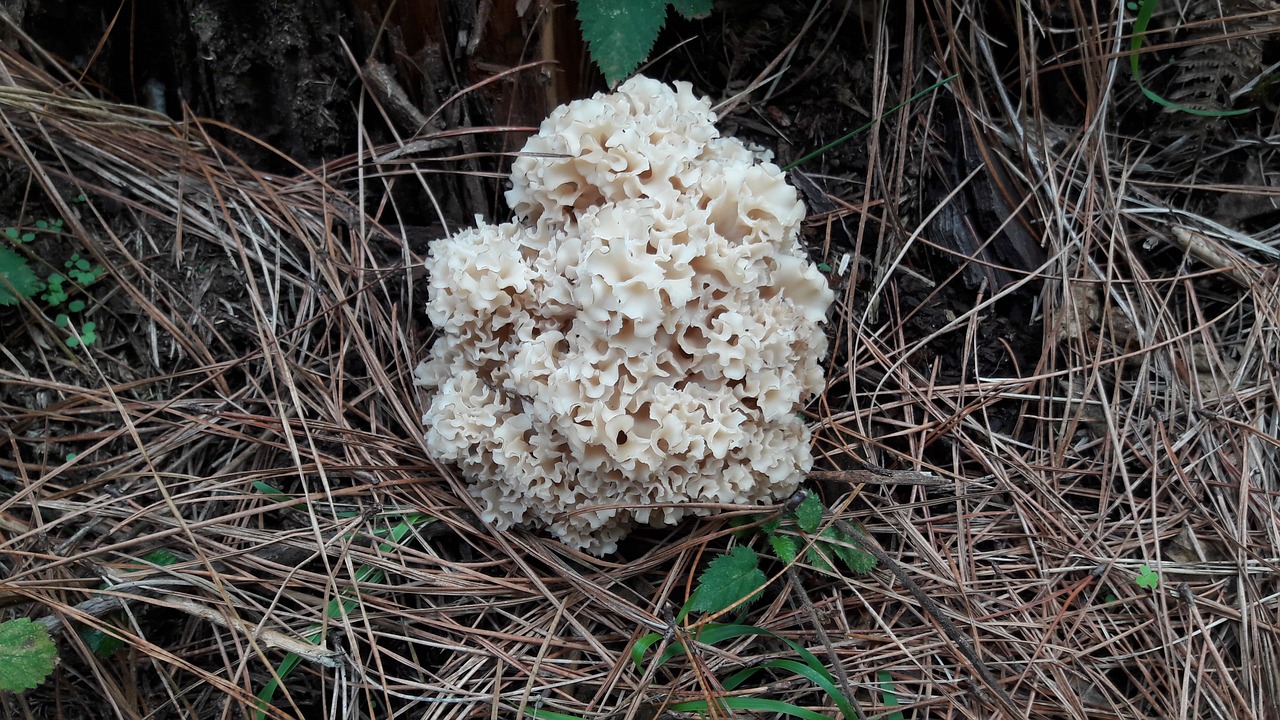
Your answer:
[1135,564,1160,590]
[5,226,35,243]
[65,254,104,285]
[628,493,878,719]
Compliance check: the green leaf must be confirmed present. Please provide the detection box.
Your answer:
[769,534,797,564]
[668,696,832,720]
[688,546,765,614]
[641,623,834,678]
[822,526,878,574]
[878,669,906,720]
[725,659,857,719]
[1135,564,1159,590]
[805,543,835,573]
[669,0,711,17]
[528,709,590,720]
[81,625,127,659]
[252,481,293,503]
[630,631,666,669]
[139,549,180,567]
[0,619,57,692]
[0,247,43,306]
[794,492,823,534]
[577,0,667,86]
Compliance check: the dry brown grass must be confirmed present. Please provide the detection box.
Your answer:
[2,2,1278,719]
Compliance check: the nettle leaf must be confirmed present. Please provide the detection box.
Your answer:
[805,543,835,573]
[794,492,824,534]
[689,546,765,614]
[0,618,57,692]
[769,534,798,564]
[577,0,668,86]
[0,246,42,306]
[822,526,878,574]
[670,0,711,17]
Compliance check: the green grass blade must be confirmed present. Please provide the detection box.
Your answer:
[639,623,836,689]
[724,659,855,719]
[251,481,292,503]
[668,696,833,720]
[253,514,431,719]
[784,75,956,171]
[878,670,906,720]
[1127,0,1252,117]
[631,631,666,669]
[527,708,589,720]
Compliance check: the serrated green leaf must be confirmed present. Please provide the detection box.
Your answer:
[769,534,797,564]
[0,618,57,692]
[670,0,711,17]
[0,247,43,306]
[689,546,764,614]
[822,526,878,574]
[577,0,667,86]
[805,543,835,573]
[794,492,823,533]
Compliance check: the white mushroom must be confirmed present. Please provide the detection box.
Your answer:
[416,76,834,555]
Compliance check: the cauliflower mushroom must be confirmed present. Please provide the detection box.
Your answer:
[415,76,834,555]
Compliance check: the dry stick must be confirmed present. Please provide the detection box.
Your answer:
[809,468,949,487]
[784,564,867,720]
[829,517,1020,718]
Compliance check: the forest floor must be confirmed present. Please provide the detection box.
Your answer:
[1,1,1279,718]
